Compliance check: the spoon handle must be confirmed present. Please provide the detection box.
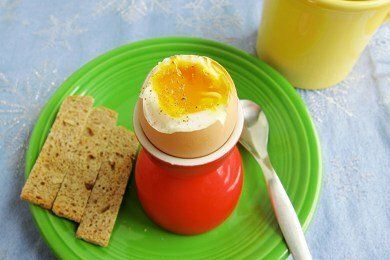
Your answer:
[258,157,312,260]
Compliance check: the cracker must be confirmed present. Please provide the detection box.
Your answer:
[20,96,94,209]
[76,126,138,246]
[52,107,118,222]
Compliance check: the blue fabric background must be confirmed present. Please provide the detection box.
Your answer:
[0,0,389,259]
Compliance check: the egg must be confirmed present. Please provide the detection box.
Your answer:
[138,55,238,158]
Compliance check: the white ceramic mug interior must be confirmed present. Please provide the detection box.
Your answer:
[133,100,244,167]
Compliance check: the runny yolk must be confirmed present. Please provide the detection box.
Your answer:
[150,57,230,118]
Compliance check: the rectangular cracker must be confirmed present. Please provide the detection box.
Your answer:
[52,107,118,222]
[20,95,94,209]
[76,126,138,246]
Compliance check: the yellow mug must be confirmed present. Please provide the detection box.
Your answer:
[256,0,390,90]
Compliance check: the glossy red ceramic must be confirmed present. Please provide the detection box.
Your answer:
[135,147,243,235]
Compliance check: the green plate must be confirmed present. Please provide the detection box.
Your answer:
[25,37,321,259]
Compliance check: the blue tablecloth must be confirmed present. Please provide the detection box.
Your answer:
[1,1,389,259]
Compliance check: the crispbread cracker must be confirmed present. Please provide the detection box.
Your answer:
[76,126,138,246]
[52,107,118,222]
[20,96,94,209]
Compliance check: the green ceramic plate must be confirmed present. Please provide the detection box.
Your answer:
[25,37,321,259]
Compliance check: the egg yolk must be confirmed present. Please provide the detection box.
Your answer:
[150,57,230,118]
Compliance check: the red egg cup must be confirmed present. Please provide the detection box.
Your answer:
[133,102,244,235]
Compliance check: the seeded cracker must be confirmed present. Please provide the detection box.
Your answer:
[20,96,94,209]
[52,107,118,222]
[76,126,138,246]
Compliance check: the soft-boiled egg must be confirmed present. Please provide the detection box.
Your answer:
[138,55,238,158]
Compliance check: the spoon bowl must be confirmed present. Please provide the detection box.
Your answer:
[240,100,269,160]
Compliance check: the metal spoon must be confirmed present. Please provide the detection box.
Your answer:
[239,100,312,260]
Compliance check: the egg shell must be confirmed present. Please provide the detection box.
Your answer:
[138,91,238,158]
[138,55,239,158]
